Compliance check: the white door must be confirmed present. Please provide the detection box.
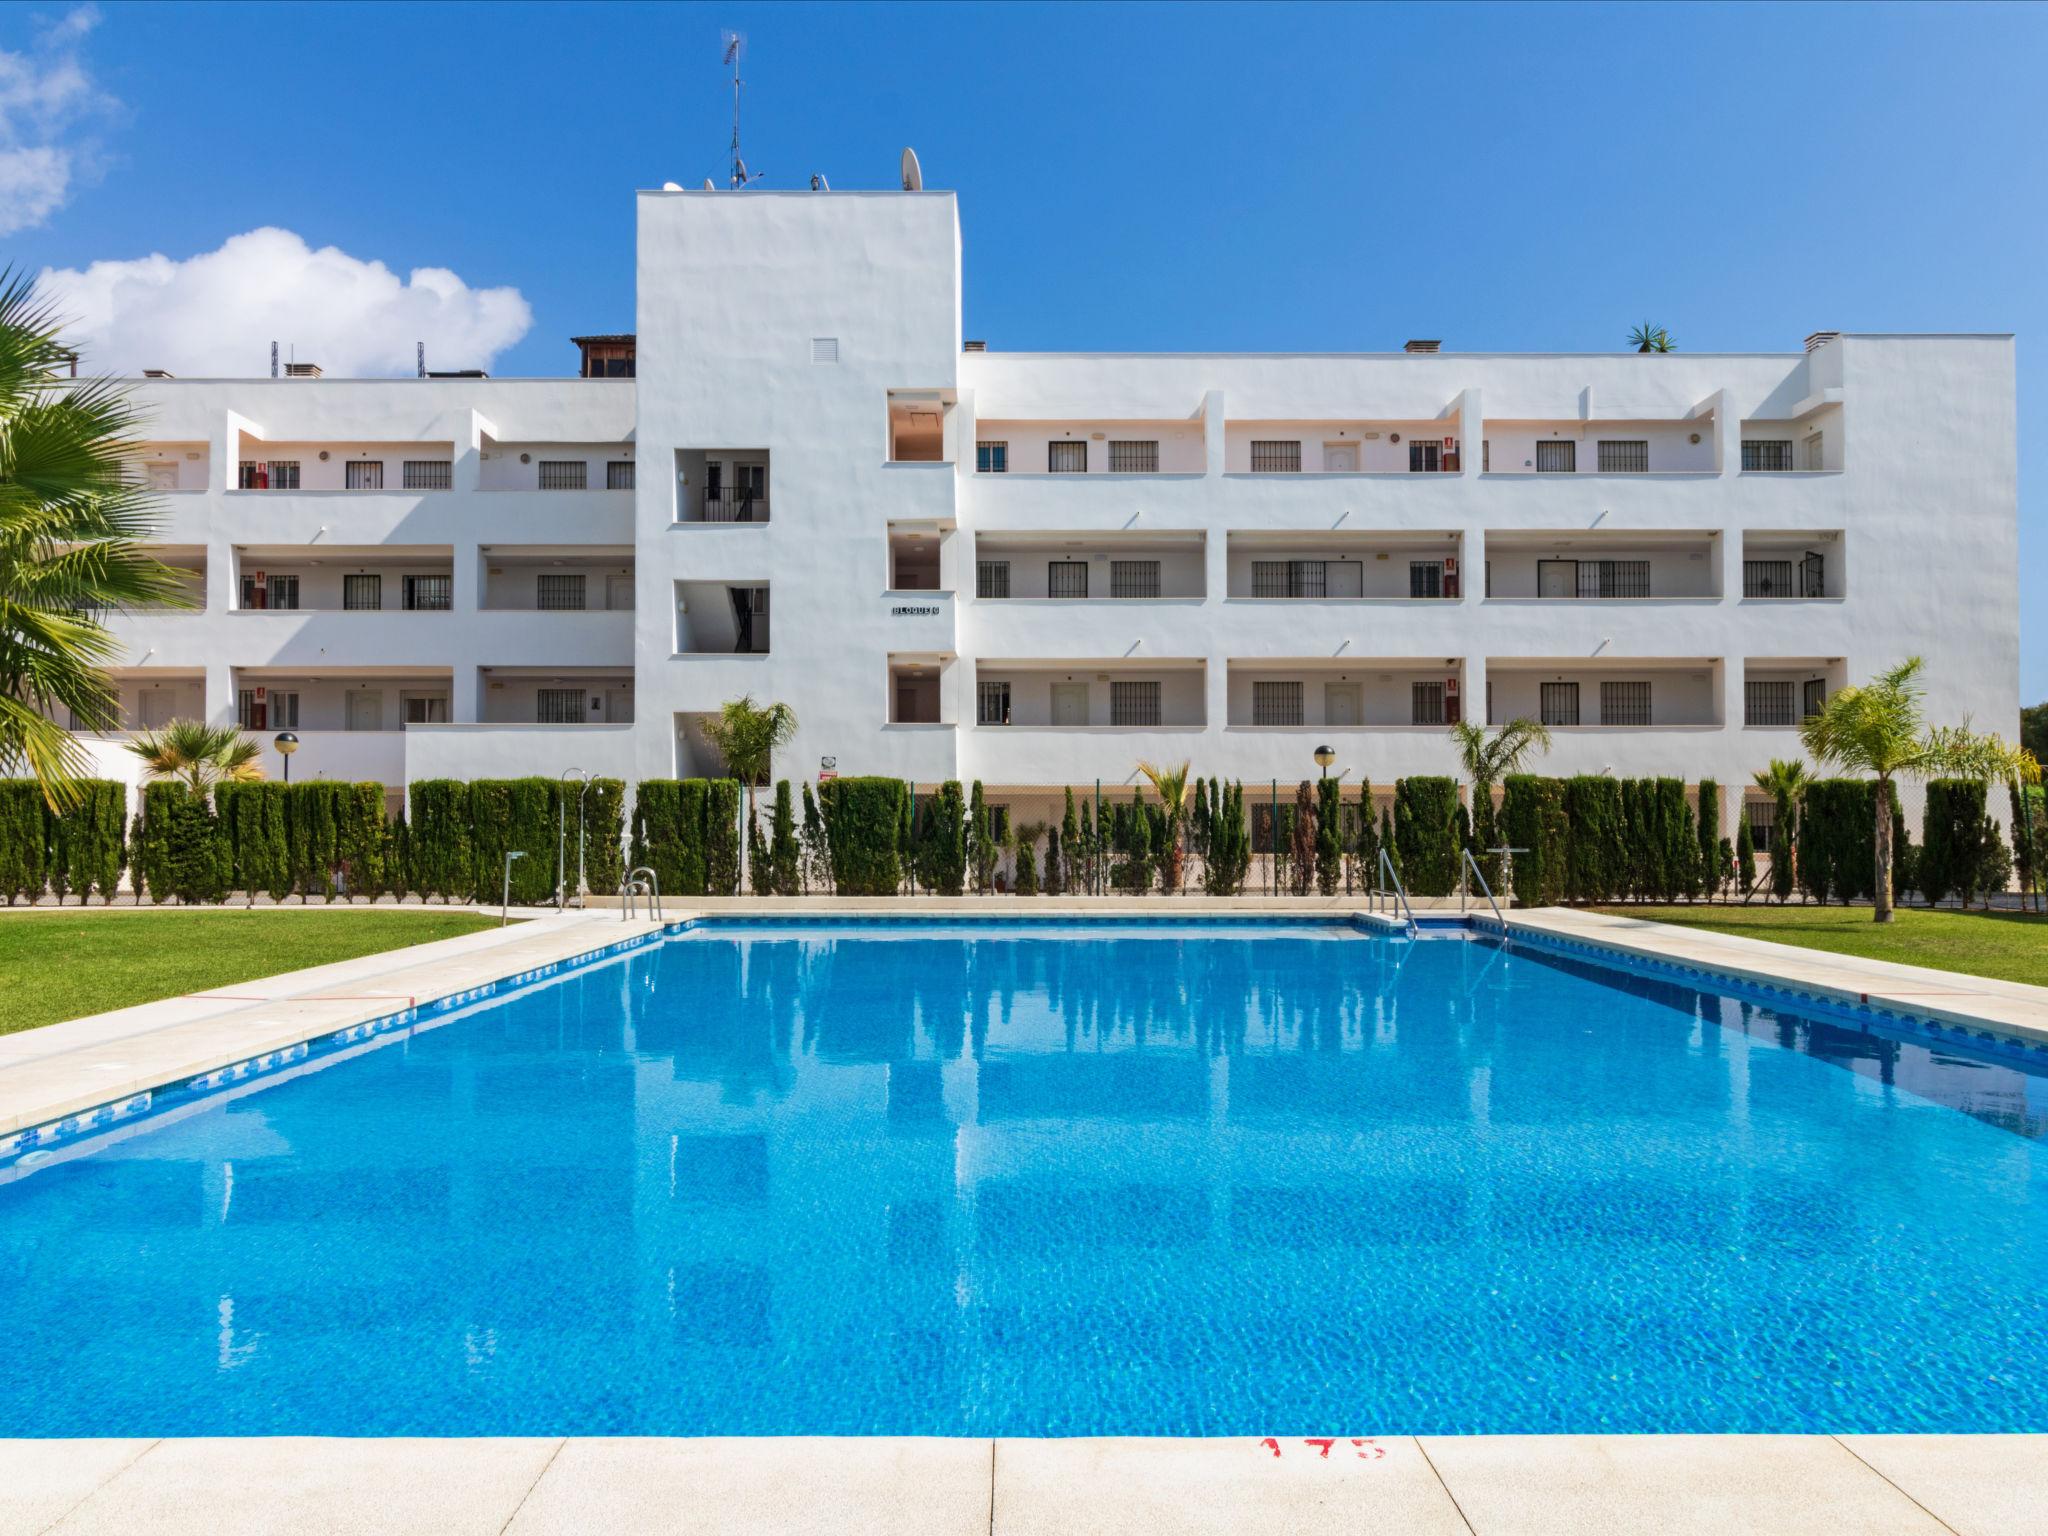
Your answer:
[604,684,634,723]
[1538,560,1577,599]
[138,688,174,728]
[1322,443,1358,472]
[606,574,634,611]
[345,691,383,731]
[1324,682,1363,727]
[1050,683,1090,726]
[1327,560,1365,598]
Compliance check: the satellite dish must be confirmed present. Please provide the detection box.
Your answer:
[900,147,923,192]
[702,178,716,191]
[662,181,683,191]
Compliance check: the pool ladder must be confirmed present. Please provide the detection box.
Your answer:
[1371,847,1418,935]
[1459,849,1504,925]
[620,866,664,923]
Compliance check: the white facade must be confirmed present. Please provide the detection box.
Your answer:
[88,187,2019,828]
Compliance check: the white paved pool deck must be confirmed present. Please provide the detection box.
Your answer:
[4,900,2047,1534]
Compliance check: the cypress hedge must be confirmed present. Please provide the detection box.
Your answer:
[1564,776,1626,903]
[469,777,558,905]
[1500,775,1568,907]
[1920,779,1985,907]
[1315,777,1342,896]
[769,780,800,896]
[917,781,968,895]
[1394,776,1460,897]
[1696,779,1720,896]
[581,778,626,895]
[0,780,48,904]
[820,776,908,895]
[49,780,126,905]
[704,779,742,895]
[136,783,229,904]
[2013,783,2046,906]
[1799,779,1908,906]
[216,782,290,903]
[1736,816,1756,894]
[408,779,475,902]
[632,779,710,896]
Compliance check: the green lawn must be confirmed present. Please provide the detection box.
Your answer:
[1590,904,2048,988]
[0,909,501,1035]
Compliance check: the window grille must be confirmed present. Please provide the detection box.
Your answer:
[241,573,300,610]
[976,560,1011,599]
[1535,440,1576,473]
[536,688,584,723]
[1745,680,1795,727]
[1745,798,1778,839]
[343,460,384,490]
[1742,439,1794,472]
[1110,559,1161,598]
[976,441,1008,474]
[1408,441,1442,473]
[236,690,298,730]
[538,460,588,490]
[606,461,636,490]
[1597,439,1649,473]
[1409,561,1445,599]
[269,460,299,489]
[1580,560,1651,599]
[537,573,587,611]
[404,574,452,611]
[1252,681,1304,726]
[1600,681,1653,726]
[402,460,451,490]
[1250,440,1301,473]
[1803,678,1827,719]
[1047,441,1087,474]
[342,574,382,611]
[1108,440,1158,473]
[1047,561,1089,599]
[1540,681,1581,726]
[1411,682,1446,726]
[1252,559,1325,598]
[977,681,1011,726]
[1744,560,1796,598]
[239,460,301,489]
[1111,680,1161,726]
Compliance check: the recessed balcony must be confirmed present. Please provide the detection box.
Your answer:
[1741,533,1843,599]
[1487,658,1723,729]
[1228,659,1468,729]
[675,580,769,655]
[482,549,635,611]
[231,546,454,612]
[1226,531,1463,600]
[972,659,1205,730]
[973,532,1205,600]
[1224,420,1465,475]
[1482,530,1719,601]
[673,449,768,523]
[972,420,1204,476]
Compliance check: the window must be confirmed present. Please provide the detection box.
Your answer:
[1535,440,1576,474]
[1252,559,1325,598]
[1482,439,1490,472]
[1540,681,1581,726]
[977,681,1011,726]
[1742,439,1794,472]
[343,460,384,491]
[1745,797,1778,841]
[536,688,584,723]
[1409,560,1444,599]
[538,460,588,490]
[342,574,382,611]
[1047,561,1089,599]
[1408,440,1442,473]
[1582,560,1651,599]
[1803,678,1827,719]
[976,560,1011,599]
[1252,681,1304,726]
[236,690,297,729]
[1745,680,1795,727]
[537,573,587,611]
[1047,441,1087,474]
[1411,682,1446,726]
[1597,439,1648,474]
[1110,559,1161,598]
[404,695,449,724]
[1111,680,1161,726]
[976,441,1008,474]
[238,460,300,490]
[240,573,299,611]
[1600,681,1653,726]
[1108,440,1159,474]
[606,461,636,490]
[1744,559,1796,598]
[401,460,451,490]
[404,574,451,612]
[1250,440,1301,473]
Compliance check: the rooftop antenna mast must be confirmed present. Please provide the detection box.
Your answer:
[723,31,760,188]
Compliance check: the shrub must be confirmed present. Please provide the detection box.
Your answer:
[1736,817,1756,896]
[747,813,772,895]
[1499,775,1568,907]
[1286,781,1315,897]
[1657,778,1695,902]
[284,782,341,902]
[2013,783,2046,906]
[1119,789,1155,893]
[769,780,800,895]
[50,780,126,905]
[577,778,625,897]
[1921,779,1988,907]
[1315,777,1342,896]
[1696,780,1720,898]
[1014,840,1039,895]
[800,782,829,895]
[703,779,742,895]
[1564,776,1625,904]
[0,780,48,904]
[632,779,710,897]
[917,781,967,895]
[967,782,994,893]
[469,778,558,905]
[408,779,475,903]
[1800,779,1906,905]
[820,776,909,895]
[382,813,411,902]
[217,782,289,903]
[1354,787,1381,884]
[1467,782,1500,894]
[336,783,385,900]
[1394,776,1460,897]
[138,782,228,904]
[1044,825,1064,895]
[1202,780,1249,896]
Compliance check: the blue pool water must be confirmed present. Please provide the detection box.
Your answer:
[3,920,2046,1437]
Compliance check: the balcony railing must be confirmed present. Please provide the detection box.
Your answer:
[695,486,768,523]
[1743,555,1825,599]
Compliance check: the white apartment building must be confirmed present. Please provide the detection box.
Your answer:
[88,182,2019,832]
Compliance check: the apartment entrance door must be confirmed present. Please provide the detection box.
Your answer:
[604,684,634,723]
[1537,560,1577,599]
[345,691,383,731]
[138,688,174,728]
[1050,683,1089,727]
[606,574,634,611]
[1324,682,1363,727]
[1322,443,1358,473]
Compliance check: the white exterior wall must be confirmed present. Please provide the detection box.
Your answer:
[76,190,2018,828]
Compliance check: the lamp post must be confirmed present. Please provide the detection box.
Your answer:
[1313,744,1336,780]
[273,731,299,784]
[502,850,527,926]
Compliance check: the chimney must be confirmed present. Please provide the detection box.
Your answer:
[142,369,174,379]
[1804,330,1840,353]
[1403,339,1441,354]
[283,362,323,379]
[962,339,987,353]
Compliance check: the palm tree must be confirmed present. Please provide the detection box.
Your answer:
[1136,759,1192,892]
[700,695,798,880]
[1799,657,2040,923]
[1751,758,1809,902]
[1628,322,1674,353]
[126,718,264,792]
[1449,718,1552,792]
[1,271,192,805]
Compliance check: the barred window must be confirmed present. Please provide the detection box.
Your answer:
[1252,559,1325,598]
[1408,440,1442,473]
[238,459,302,490]
[1743,560,1796,597]
[606,460,636,490]
[1597,439,1649,473]
[344,460,384,490]
[1581,560,1651,599]
[1409,560,1444,599]
[403,574,451,611]
[1411,682,1446,726]
[976,441,1008,474]
[1252,681,1304,726]
[1047,441,1087,473]
[1540,681,1581,726]
[1745,797,1778,839]
[402,460,452,490]
[1110,559,1160,598]
[538,460,588,490]
[1047,561,1089,599]
[342,574,382,611]
[1250,440,1302,473]
[1742,439,1794,472]
[976,560,1011,599]
[1111,680,1161,726]
[536,688,584,723]
[977,681,1011,726]
[1535,440,1576,473]
[537,573,587,611]
[1108,440,1158,473]
[242,573,299,610]
[1745,680,1795,727]
[1600,681,1653,726]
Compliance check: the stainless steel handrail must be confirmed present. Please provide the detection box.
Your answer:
[627,865,663,923]
[1375,846,1417,934]
[1459,848,1504,925]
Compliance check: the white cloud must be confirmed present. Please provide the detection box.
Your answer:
[0,5,113,236]
[37,227,535,377]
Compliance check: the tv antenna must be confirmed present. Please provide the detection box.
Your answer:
[723,32,761,188]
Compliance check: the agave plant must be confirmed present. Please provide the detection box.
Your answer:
[126,718,264,792]
[1628,322,1675,353]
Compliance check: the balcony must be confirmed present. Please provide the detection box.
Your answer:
[1738,408,1840,474]
[973,420,1204,476]
[971,659,1206,730]
[128,444,209,493]
[1741,533,1842,599]
[1226,531,1463,601]
[1482,531,1719,601]
[973,532,1205,601]
[1742,659,1845,729]
[231,546,455,613]
[1486,659,1723,730]
[676,580,769,655]
[482,549,635,612]
[673,449,769,523]
[1227,659,1468,729]
[479,442,636,493]
[1224,420,1464,475]
[1481,422,1715,476]
[234,439,456,494]
[229,667,455,734]
[480,667,634,725]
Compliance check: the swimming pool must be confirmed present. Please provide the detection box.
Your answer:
[2,918,2045,1437]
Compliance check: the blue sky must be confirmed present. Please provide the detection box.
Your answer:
[5,0,2043,704]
